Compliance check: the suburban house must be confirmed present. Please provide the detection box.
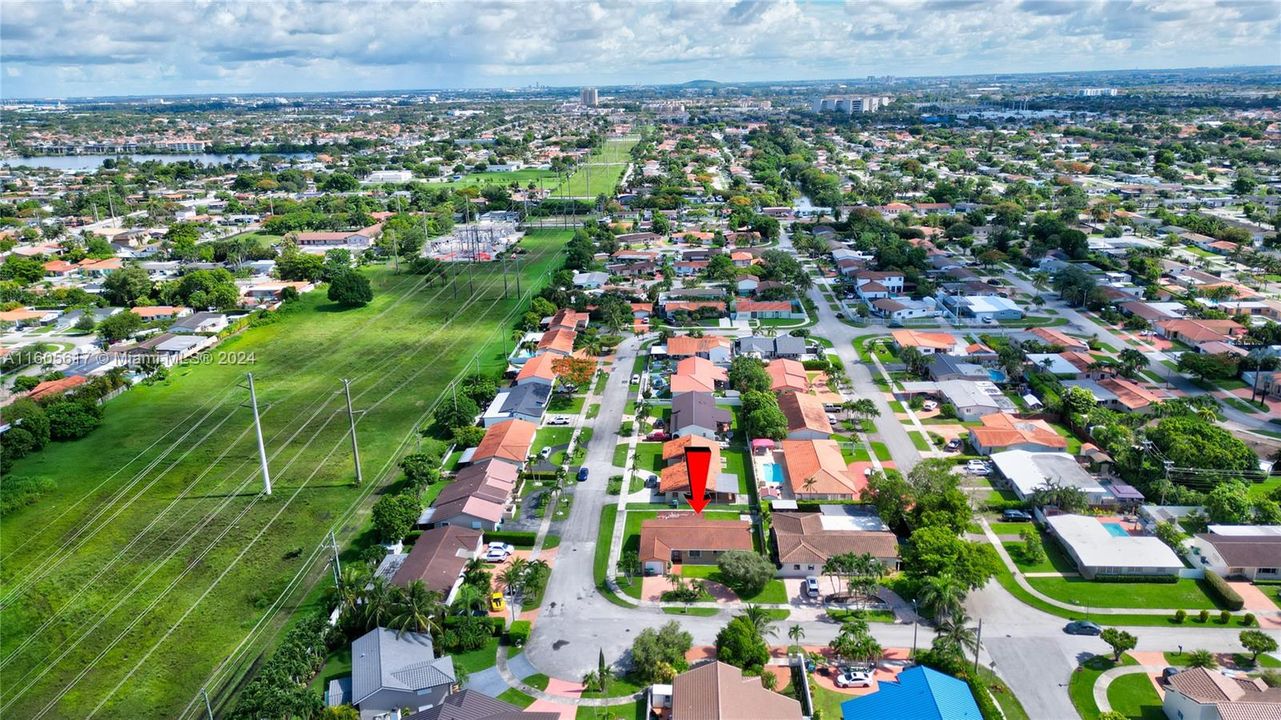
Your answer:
[780,439,862,500]
[0,307,61,328]
[1189,527,1281,581]
[648,661,803,720]
[900,379,1014,421]
[295,226,380,253]
[735,335,806,359]
[26,375,90,402]
[777,390,833,439]
[669,392,731,439]
[170,311,229,334]
[658,436,738,505]
[732,300,798,321]
[766,358,809,393]
[376,526,483,604]
[665,335,733,364]
[840,666,982,720]
[871,297,938,322]
[890,329,957,355]
[402,690,560,720]
[638,516,754,576]
[326,628,456,720]
[130,305,190,321]
[927,355,990,382]
[967,413,1068,455]
[537,328,576,356]
[938,294,1023,321]
[481,382,550,426]
[1156,318,1246,348]
[470,419,536,467]
[514,353,559,387]
[418,460,517,531]
[1062,377,1164,413]
[771,511,899,577]
[989,450,1108,503]
[1043,513,1183,579]
[1162,666,1281,720]
[1029,326,1090,352]
[572,271,609,289]
[670,356,728,395]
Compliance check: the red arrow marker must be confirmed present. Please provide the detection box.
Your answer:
[684,446,711,514]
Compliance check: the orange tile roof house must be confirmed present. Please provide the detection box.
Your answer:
[130,305,190,320]
[766,359,809,393]
[43,259,79,277]
[780,439,862,500]
[471,419,537,466]
[514,352,559,386]
[771,512,900,577]
[891,329,957,355]
[1157,318,1245,346]
[537,328,576,356]
[968,413,1068,455]
[1163,667,1281,720]
[77,257,123,276]
[27,375,90,402]
[1029,327,1089,352]
[777,390,833,440]
[547,308,590,332]
[1097,377,1163,411]
[665,335,733,363]
[671,356,727,395]
[638,516,754,575]
[656,661,803,720]
[657,435,738,504]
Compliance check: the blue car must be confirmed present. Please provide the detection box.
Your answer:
[577,467,589,482]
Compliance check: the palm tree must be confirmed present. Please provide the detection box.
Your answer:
[333,566,368,620]
[787,624,806,655]
[362,576,395,631]
[390,580,443,636]
[1116,348,1147,378]
[582,648,615,699]
[451,584,487,616]
[742,605,779,640]
[499,558,530,604]
[934,613,980,658]
[462,558,490,590]
[918,572,966,624]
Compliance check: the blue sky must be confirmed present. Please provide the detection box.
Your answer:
[2,0,1278,98]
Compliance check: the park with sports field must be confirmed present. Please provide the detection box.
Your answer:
[0,229,570,720]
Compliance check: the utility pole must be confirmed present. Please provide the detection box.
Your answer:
[328,530,342,585]
[341,379,363,486]
[200,688,213,720]
[244,373,271,495]
[973,617,983,675]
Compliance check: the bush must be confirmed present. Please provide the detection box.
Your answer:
[1203,569,1244,611]
[1198,609,1210,623]
[44,398,103,441]
[327,268,373,307]
[507,620,531,647]
[1173,609,1186,624]
[1243,613,1257,627]
[1218,610,1231,624]
[439,616,493,652]
[716,551,776,598]
[485,530,538,548]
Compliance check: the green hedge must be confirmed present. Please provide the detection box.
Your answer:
[444,614,505,636]
[1093,574,1179,584]
[485,531,538,548]
[507,620,531,647]
[1203,569,1244,611]
[984,498,1030,512]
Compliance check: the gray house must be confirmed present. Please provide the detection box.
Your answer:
[735,335,806,359]
[481,383,550,427]
[670,392,731,440]
[327,628,456,720]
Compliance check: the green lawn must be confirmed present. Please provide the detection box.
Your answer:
[869,441,891,462]
[556,139,637,198]
[534,426,574,455]
[988,521,1036,536]
[1004,536,1079,575]
[0,230,571,719]
[632,442,664,474]
[497,687,537,708]
[612,443,630,469]
[1107,671,1165,720]
[909,432,930,451]
[308,646,352,694]
[1027,577,1221,610]
[1069,654,1132,720]
[432,167,560,190]
[451,637,501,674]
[679,565,788,603]
[575,700,645,720]
[1250,477,1281,500]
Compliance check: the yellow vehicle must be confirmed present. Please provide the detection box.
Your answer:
[489,592,506,612]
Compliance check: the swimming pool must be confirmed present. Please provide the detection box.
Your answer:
[765,464,784,486]
[1101,522,1129,537]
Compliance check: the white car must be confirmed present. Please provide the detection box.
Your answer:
[631,374,641,385]
[539,446,553,459]
[965,460,992,475]
[835,671,874,688]
[981,317,996,325]
[483,542,514,562]
[804,576,821,598]
[922,400,938,411]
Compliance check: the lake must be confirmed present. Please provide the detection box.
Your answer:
[1,152,314,172]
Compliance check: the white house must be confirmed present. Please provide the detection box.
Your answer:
[1043,513,1183,579]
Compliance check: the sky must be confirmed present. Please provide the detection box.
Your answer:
[1,0,1278,99]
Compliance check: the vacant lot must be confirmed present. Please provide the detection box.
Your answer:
[0,230,569,719]
[556,138,636,198]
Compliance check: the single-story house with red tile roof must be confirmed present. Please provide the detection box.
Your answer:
[639,516,754,575]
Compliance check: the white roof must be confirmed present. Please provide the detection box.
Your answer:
[990,450,1105,499]
[1207,524,1281,537]
[960,295,1021,313]
[1045,514,1183,570]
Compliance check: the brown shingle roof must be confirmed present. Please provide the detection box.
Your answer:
[638,516,752,564]
[670,661,802,720]
[771,513,899,565]
[1194,534,1281,568]
[391,526,482,594]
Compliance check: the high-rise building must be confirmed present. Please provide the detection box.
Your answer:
[1078,88,1118,97]
[580,87,599,106]
[812,94,888,114]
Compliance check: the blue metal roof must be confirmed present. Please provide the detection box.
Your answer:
[841,666,983,720]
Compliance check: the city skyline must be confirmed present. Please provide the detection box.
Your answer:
[2,0,1278,99]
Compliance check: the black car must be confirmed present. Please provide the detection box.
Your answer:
[576,467,590,482]
[1162,667,1180,684]
[1064,620,1102,636]
[1002,509,1033,522]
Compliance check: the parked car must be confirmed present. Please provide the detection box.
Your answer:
[804,576,821,598]
[1064,620,1102,636]
[631,374,641,385]
[539,446,553,459]
[644,473,658,488]
[944,438,962,452]
[547,415,571,426]
[483,544,514,562]
[646,431,669,441]
[1162,667,1180,684]
[965,460,992,475]
[1002,509,1033,522]
[922,400,938,412]
[577,467,590,482]
[489,592,506,612]
[835,312,845,319]
[981,317,996,325]
[834,671,874,688]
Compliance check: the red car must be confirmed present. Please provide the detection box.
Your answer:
[646,431,669,441]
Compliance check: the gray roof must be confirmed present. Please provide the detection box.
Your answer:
[352,627,456,704]
[326,676,352,707]
[671,392,731,432]
[170,311,226,330]
[927,354,988,380]
[403,689,561,720]
[735,335,805,357]
[497,383,550,418]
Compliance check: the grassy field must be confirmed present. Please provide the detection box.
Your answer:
[1107,671,1164,720]
[1027,577,1221,610]
[431,167,560,190]
[556,138,637,198]
[0,229,571,719]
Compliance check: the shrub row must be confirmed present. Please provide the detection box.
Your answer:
[1093,574,1179,584]
[1203,569,1244,611]
[443,614,505,635]
[984,498,1030,512]
[485,530,538,548]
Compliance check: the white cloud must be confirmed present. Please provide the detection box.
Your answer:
[0,0,1277,97]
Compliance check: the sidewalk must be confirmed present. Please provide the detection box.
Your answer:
[496,649,640,707]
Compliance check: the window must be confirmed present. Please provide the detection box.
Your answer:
[793,564,801,570]
[688,550,702,558]
[807,565,816,571]
[1260,568,1278,575]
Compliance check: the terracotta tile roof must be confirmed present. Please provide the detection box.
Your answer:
[969,413,1067,451]
[777,390,832,436]
[675,356,727,384]
[780,439,861,498]
[772,513,899,565]
[130,305,187,319]
[670,661,802,720]
[1096,377,1163,410]
[472,419,537,464]
[667,335,732,357]
[28,375,89,401]
[548,308,590,331]
[1167,667,1270,704]
[638,516,753,565]
[737,300,793,312]
[659,436,721,493]
[891,329,956,351]
[391,526,482,594]
[766,359,808,392]
[515,353,559,383]
[1030,327,1087,349]
[537,328,576,354]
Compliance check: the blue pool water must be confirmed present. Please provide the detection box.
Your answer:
[988,369,1008,383]
[1101,522,1128,537]
[766,464,784,485]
